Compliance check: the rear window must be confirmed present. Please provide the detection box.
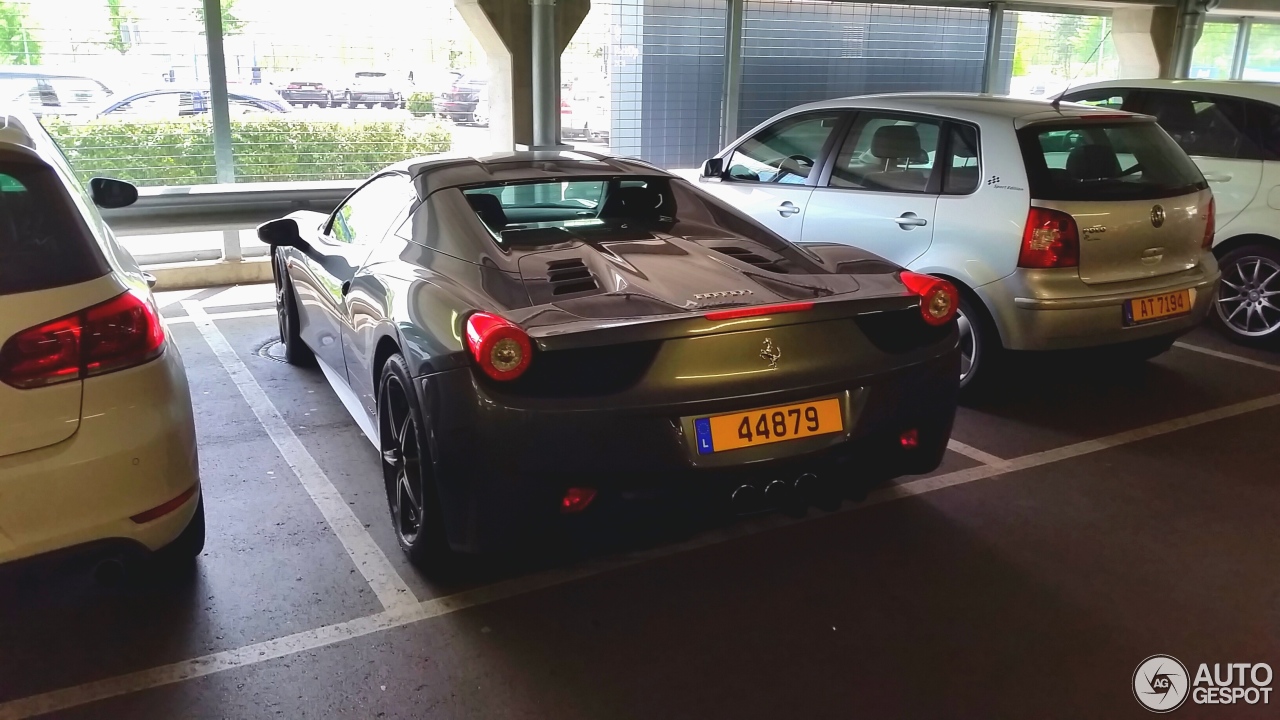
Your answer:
[460,176,792,251]
[0,162,106,296]
[1018,121,1207,202]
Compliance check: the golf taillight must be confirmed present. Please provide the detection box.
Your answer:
[1019,207,1079,268]
[465,312,532,381]
[1201,197,1216,250]
[899,271,958,327]
[0,289,166,389]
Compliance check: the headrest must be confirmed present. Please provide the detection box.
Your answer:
[871,125,925,161]
[1151,98,1197,133]
[1066,144,1121,181]
[466,193,507,230]
[601,186,661,218]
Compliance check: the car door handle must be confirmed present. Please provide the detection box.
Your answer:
[894,213,928,228]
[1204,172,1233,183]
[777,201,801,218]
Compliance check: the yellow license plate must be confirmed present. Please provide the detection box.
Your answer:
[693,398,843,455]
[1126,289,1193,325]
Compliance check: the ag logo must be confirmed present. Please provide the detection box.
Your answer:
[1134,654,1190,712]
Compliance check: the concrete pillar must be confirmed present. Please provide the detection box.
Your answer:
[455,0,590,151]
[1112,3,1211,80]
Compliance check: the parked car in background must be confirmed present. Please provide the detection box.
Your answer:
[697,94,1219,392]
[0,66,115,119]
[437,73,487,123]
[1063,80,1280,347]
[563,84,609,142]
[333,71,403,109]
[278,73,335,108]
[472,83,490,127]
[256,151,959,568]
[0,110,204,571]
[85,85,291,120]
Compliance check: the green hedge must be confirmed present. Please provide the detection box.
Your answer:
[43,117,453,186]
[406,92,435,117]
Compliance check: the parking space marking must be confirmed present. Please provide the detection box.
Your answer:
[181,301,416,614]
[946,440,1008,468]
[8,387,1280,719]
[165,308,276,324]
[1174,341,1280,373]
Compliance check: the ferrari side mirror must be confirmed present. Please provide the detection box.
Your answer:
[257,218,308,248]
[89,177,138,209]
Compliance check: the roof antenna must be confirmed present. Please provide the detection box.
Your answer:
[1051,28,1112,111]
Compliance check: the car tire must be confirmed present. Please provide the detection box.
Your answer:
[1210,243,1280,347]
[364,102,375,109]
[274,252,316,367]
[153,496,206,568]
[956,291,1002,399]
[382,101,396,109]
[378,354,453,571]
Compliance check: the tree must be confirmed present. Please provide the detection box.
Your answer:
[106,0,135,55]
[193,0,246,36]
[0,1,40,65]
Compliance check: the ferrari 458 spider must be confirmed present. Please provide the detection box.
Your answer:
[257,151,959,569]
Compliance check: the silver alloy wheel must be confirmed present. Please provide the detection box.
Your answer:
[1216,255,1280,338]
[956,307,978,386]
[380,375,424,546]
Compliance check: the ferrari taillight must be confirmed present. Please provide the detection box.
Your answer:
[0,289,166,389]
[465,312,532,381]
[899,271,958,327]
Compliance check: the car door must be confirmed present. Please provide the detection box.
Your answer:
[697,111,846,241]
[1130,89,1263,231]
[296,173,413,379]
[800,111,942,267]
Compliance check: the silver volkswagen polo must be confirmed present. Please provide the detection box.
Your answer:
[696,94,1221,392]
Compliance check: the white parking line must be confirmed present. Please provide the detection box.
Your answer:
[946,440,1008,468]
[180,301,416,614]
[165,308,276,325]
[6,388,1280,719]
[1174,341,1280,373]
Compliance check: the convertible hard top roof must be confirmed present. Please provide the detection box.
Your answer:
[393,150,670,198]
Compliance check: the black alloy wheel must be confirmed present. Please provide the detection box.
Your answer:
[274,252,315,366]
[378,355,450,568]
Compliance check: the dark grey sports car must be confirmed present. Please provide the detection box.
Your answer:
[257,151,960,568]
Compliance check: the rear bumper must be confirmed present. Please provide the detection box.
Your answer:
[351,92,399,103]
[979,258,1220,351]
[280,90,330,103]
[420,348,959,553]
[0,344,201,565]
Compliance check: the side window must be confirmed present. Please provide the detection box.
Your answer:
[725,113,842,185]
[942,124,980,195]
[107,92,195,119]
[1138,90,1256,160]
[828,113,942,193]
[1244,101,1280,161]
[1064,89,1128,110]
[328,174,415,245]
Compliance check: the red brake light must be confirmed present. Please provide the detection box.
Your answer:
[287,83,301,89]
[560,487,596,514]
[465,312,532,381]
[1202,196,1216,250]
[1019,207,1079,269]
[0,289,165,389]
[703,301,814,321]
[898,272,958,326]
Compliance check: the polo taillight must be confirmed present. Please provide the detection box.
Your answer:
[899,271,958,326]
[465,312,532,381]
[1202,197,1216,250]
[0,289,166,389]
[1019,207,1080,269]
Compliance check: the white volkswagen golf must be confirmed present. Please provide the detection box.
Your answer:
[697,94,1219,392]
[0,111,202,571]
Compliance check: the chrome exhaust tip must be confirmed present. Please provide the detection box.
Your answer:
[730,484,762,514]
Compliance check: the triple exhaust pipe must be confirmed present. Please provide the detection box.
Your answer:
[730,472,846,516]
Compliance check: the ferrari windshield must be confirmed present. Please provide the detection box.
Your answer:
[462,177,679,235]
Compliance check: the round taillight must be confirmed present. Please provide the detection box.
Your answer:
[899,271,959,327]
[464,312,532,381]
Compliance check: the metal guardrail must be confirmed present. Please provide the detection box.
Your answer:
[101,180,359,235]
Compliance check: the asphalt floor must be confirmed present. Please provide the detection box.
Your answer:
[1,283,1277,719]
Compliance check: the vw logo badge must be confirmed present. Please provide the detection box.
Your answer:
[1150,205,1166,228]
